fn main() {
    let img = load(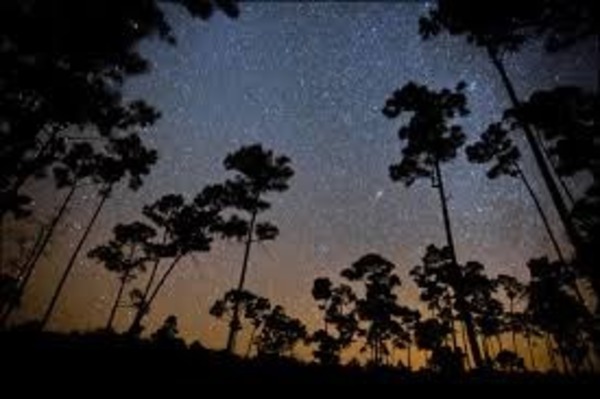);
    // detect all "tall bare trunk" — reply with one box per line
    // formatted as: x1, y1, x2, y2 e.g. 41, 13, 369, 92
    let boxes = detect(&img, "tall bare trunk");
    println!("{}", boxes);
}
450, 308, 458, 351
487, 48, 577, 245
106, 270, 130, 331
245, 324, 259, 358
525, 332, 537, 371
127, 254, 183, 335
495, 334, 504, 353
509, 299, 519, 358
461, 323, 472, 370
535, 131, 576, 205
40, 187, 109, 330
545, 334, 558, 372
1, 184, 77, 327
515, 164, 565, 262
434, 159, 483, 367
128, 233, 166, 334
487, 47, 600, 298
0, 215, 4, 271
226, 208, 258, 353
